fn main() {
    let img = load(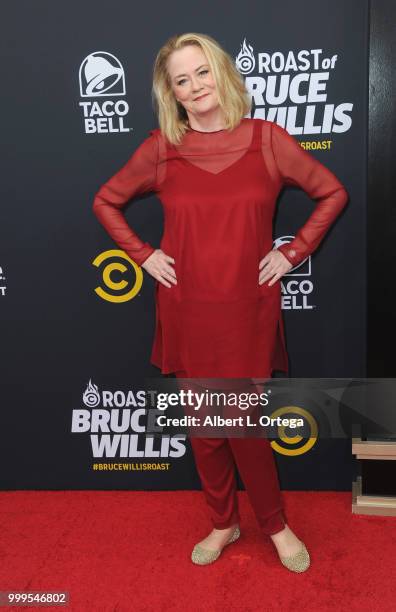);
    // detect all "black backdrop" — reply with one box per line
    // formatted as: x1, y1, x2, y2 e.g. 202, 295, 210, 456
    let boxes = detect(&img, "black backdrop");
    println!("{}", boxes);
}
368, 0, 396, 376
1, 0, 368, 489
